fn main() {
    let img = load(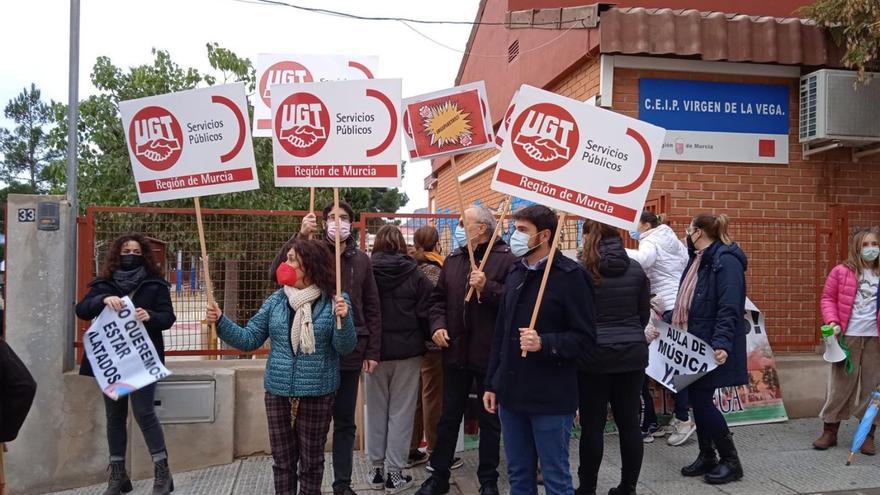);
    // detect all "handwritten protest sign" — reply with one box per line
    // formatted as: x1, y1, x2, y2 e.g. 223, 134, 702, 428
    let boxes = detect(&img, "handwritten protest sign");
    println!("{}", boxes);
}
647, 319, 718, 393
403, 81, 494, 160
491, 85, 666, 230
253, 53, 378, 136
118, 83, 259, 203
83, 297, 172, 400
271, 79, 402, 188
